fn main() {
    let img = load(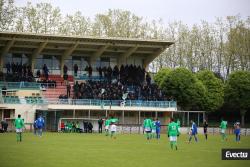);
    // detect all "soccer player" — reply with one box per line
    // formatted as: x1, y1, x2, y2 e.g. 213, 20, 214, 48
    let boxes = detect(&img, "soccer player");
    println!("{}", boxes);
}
33, 119, 37, 135
110, 121, 117, 139
188, 120, 198, 143
151, 118, 157, 138
220, 118, 227, 141
167, 117, 179, 150
143, 117, 152, 140
155, 118, 161, 139
203, 120, 208, 140
104, 117, 111, 136
36, 115, 45, 137
234, 121, 241, 143
14, 114, 24, 142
